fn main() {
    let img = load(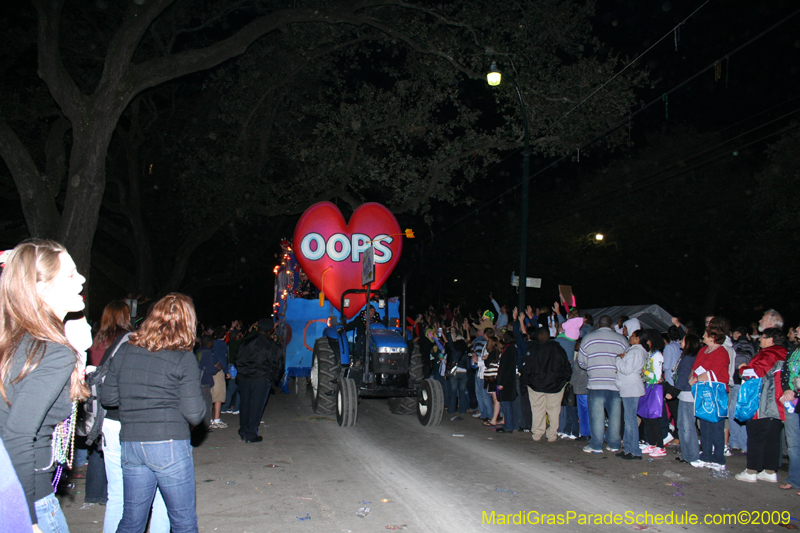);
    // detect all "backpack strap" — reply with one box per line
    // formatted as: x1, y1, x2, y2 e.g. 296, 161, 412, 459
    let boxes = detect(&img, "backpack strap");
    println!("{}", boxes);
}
84, 332, 132, 445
